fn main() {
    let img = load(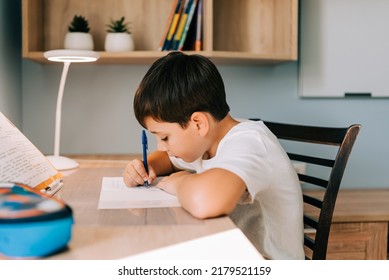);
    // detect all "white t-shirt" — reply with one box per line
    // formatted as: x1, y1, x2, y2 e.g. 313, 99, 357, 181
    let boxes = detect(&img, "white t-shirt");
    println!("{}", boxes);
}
169, 120, 304, 259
